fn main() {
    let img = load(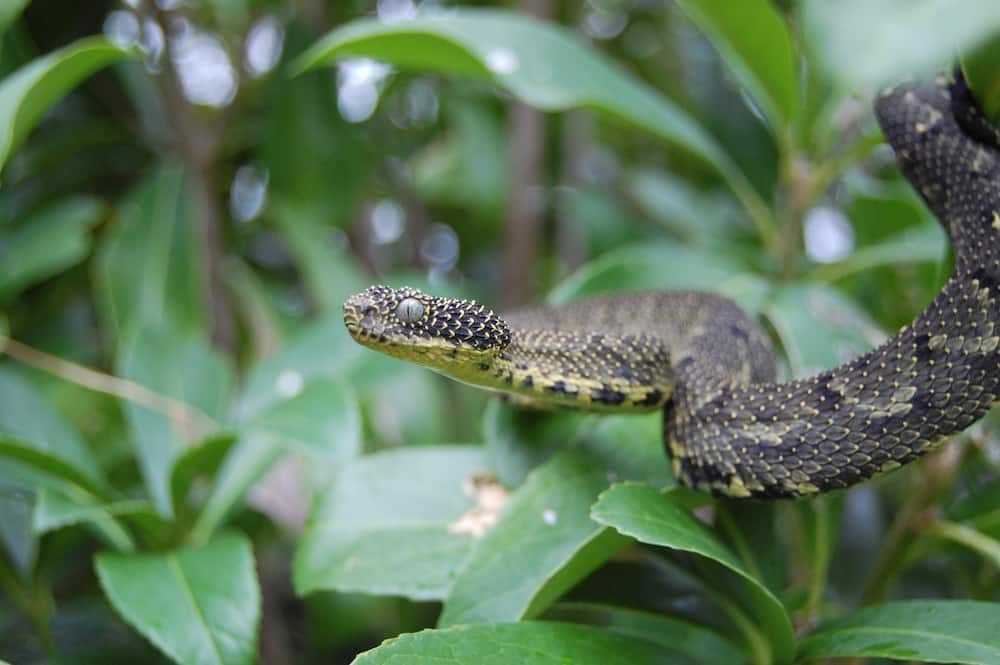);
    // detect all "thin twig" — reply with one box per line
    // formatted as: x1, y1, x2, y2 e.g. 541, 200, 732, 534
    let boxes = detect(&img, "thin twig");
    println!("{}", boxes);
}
0, 336, 217, 441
